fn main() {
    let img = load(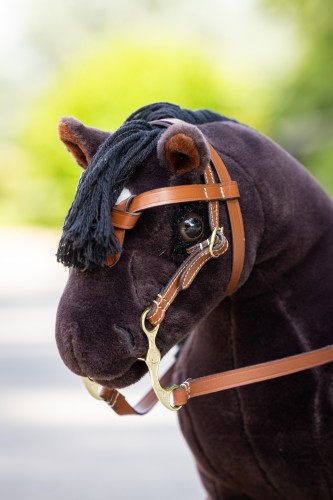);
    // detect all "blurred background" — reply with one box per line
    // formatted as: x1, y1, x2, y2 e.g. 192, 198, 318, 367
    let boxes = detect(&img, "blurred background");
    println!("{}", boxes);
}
0, 0, 332, 499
